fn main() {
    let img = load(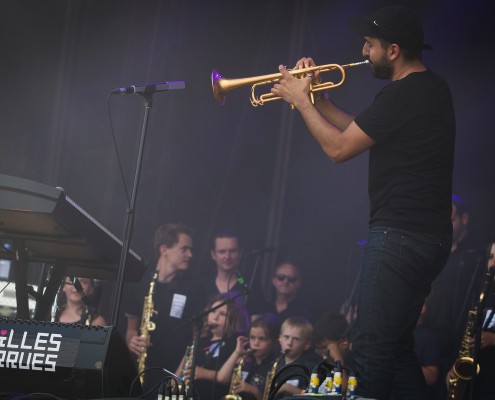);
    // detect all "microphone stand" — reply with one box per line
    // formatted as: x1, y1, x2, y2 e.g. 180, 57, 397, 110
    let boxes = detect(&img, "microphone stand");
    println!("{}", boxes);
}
246, 254, 263, 306
110, 81, 185, 327
246, 248, 275, 306
111, 92, 153, 327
